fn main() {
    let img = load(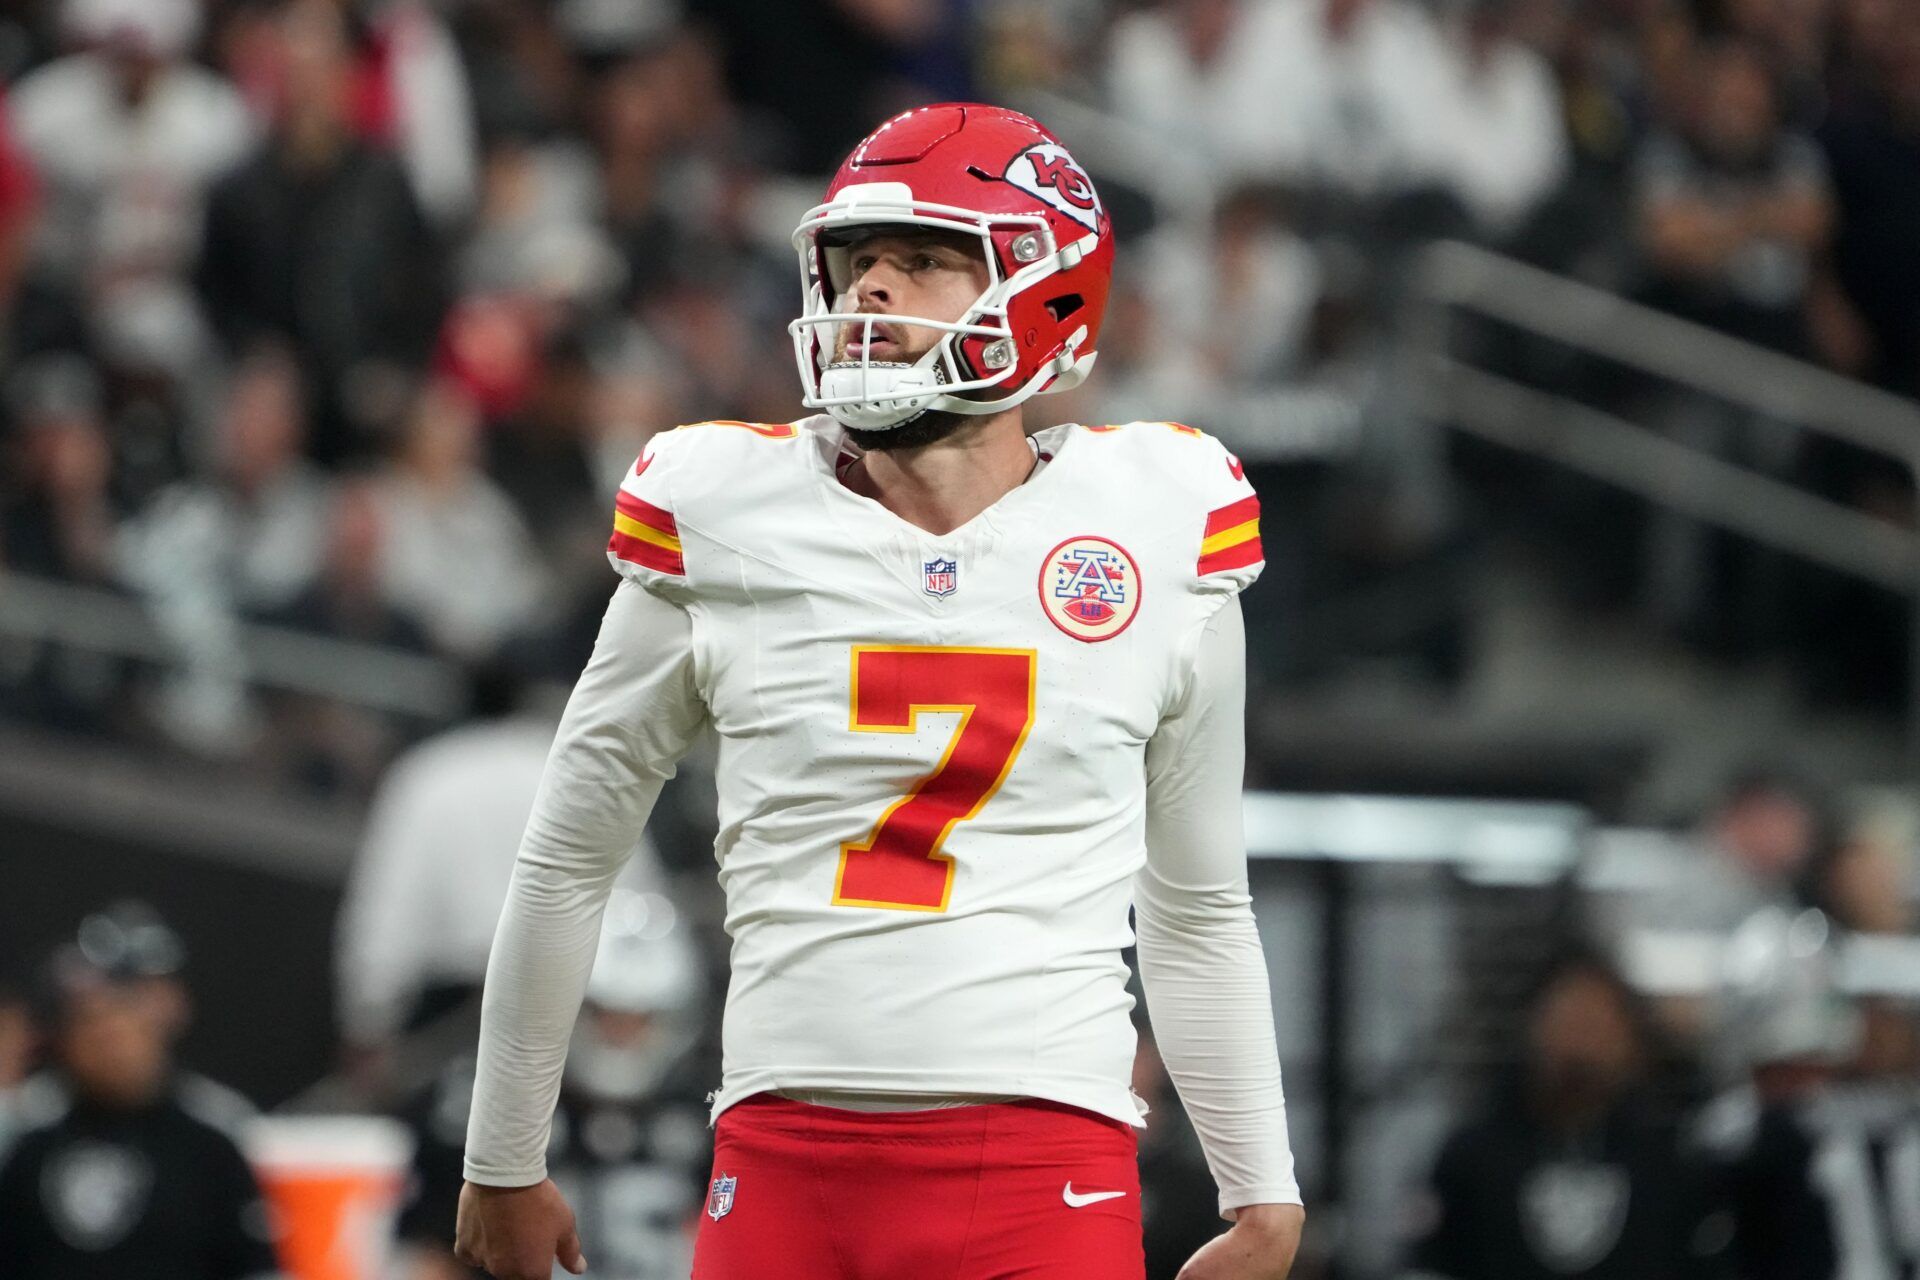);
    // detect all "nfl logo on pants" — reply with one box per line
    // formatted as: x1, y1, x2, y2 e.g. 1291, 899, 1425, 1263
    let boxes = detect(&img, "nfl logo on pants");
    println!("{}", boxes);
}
708, 1173, 737, 1221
